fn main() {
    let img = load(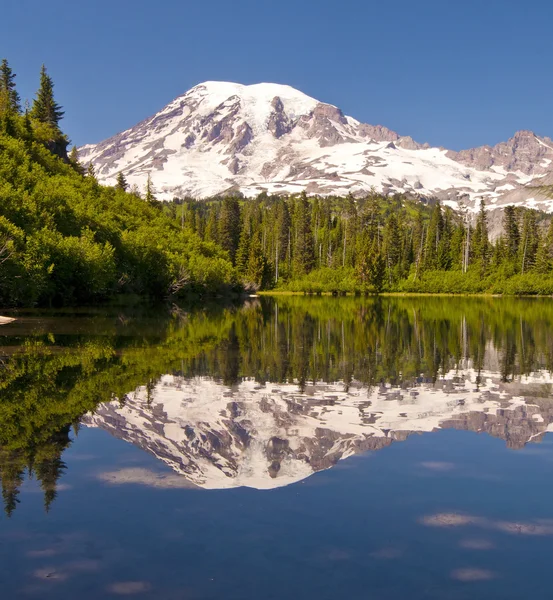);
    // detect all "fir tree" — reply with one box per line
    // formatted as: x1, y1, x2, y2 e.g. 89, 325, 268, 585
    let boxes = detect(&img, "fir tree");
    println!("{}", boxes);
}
503, 205, 520, 261
68, 146, 84, 175
423, 202, 444, 270
536, 220, 553, 273
0, 58, 21, 114
519, 210, 539, 274
218, 196, 241, 263
292, 192, 315, 276
472, 199, 490, 274
235, 221, 251, 275
245, 230, 267, 289
115, 171, 128, 192
145, 174, 156, 204
31, 65, 64, 128
86, 162, 97, 181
